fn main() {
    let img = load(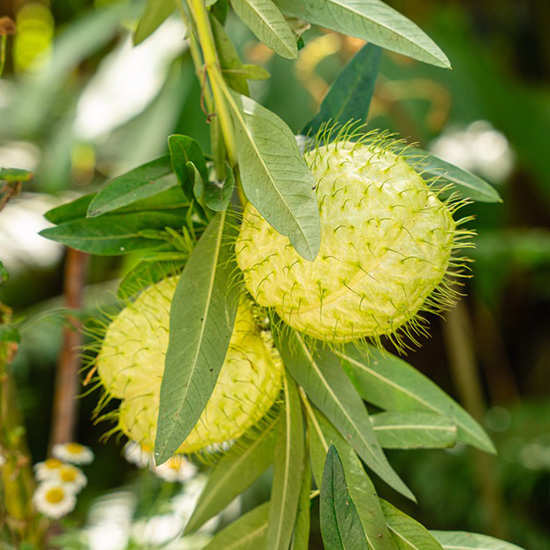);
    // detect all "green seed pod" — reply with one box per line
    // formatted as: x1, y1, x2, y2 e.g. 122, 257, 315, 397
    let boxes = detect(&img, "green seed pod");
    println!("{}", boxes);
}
237, 139, 470, 345
96, 277, 283, 454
